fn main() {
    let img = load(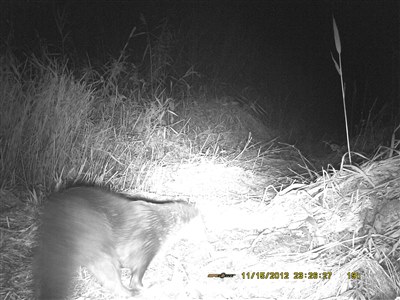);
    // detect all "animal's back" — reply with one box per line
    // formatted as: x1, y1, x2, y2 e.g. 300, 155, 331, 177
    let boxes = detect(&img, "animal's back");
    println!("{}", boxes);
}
34, 187, 122, 299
